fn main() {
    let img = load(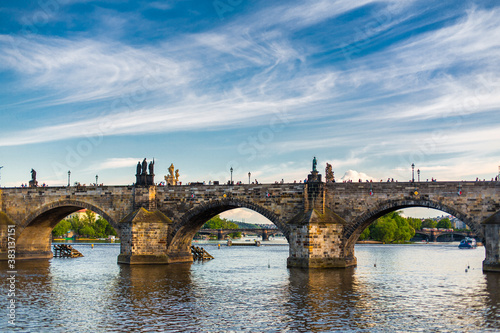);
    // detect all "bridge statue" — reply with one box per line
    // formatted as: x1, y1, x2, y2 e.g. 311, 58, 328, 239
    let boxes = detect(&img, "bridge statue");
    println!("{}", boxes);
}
148, 160, 154, 175
136, 158, 154, 186
308, 157, 321, 182
141, 158, 147, 175
29, 169, 38, 187
164, 163, 178, 185
146, 159, 155, 186
136, 162, 141, 176
325, 163, 334, 183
